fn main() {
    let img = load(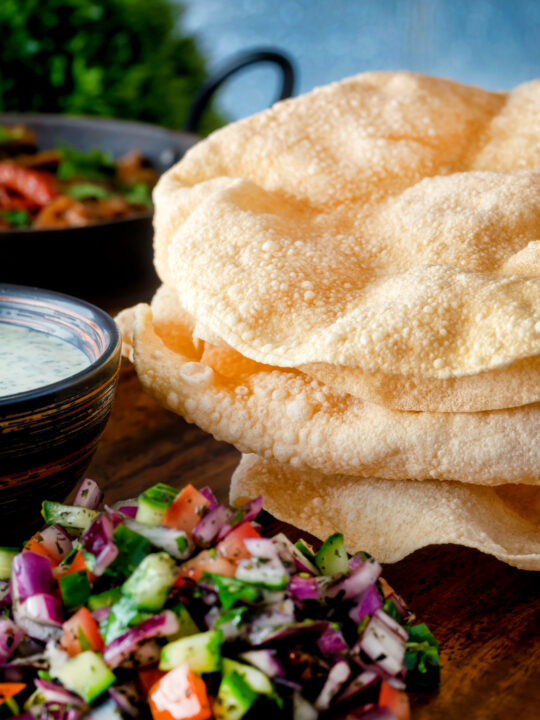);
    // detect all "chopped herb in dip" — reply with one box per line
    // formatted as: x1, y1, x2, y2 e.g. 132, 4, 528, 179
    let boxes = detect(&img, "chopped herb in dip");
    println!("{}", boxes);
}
0, 324, 90, 397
